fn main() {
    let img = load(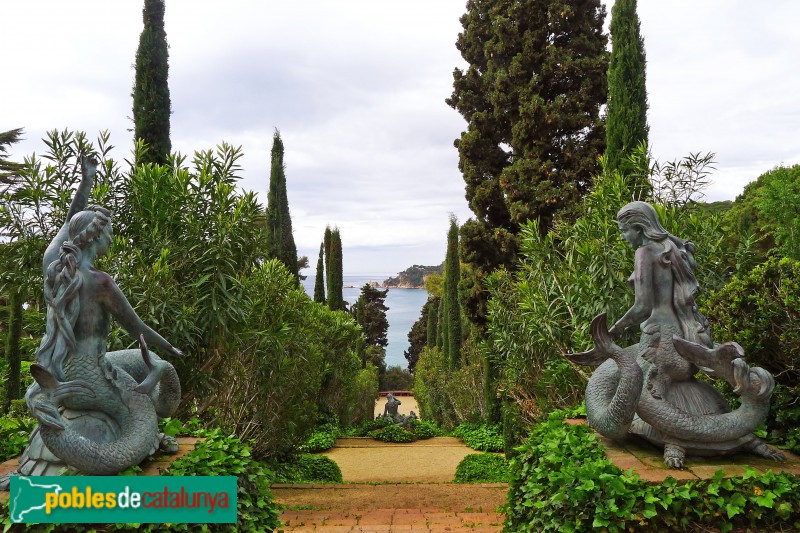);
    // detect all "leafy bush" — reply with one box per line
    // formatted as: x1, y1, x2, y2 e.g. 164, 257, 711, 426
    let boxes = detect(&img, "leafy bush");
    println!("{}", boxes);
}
452, 423, 504, 452
371, 424, 415, 443
454, 453, 509, 483
413, 341, 486, 429
163, 428, 281, 532
506, 410, 800, 532
408, 419, 440, 440
346, 416, 395, 437
271, 454, 343, 483
300, 430, 337, 453
0, 411, 34, 461
704, 256, 800, 441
